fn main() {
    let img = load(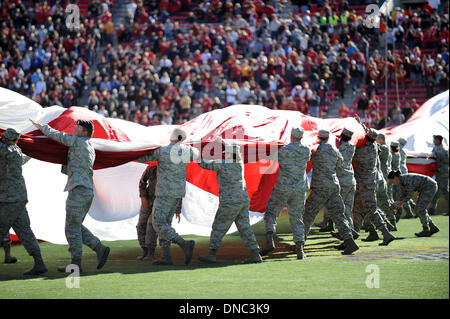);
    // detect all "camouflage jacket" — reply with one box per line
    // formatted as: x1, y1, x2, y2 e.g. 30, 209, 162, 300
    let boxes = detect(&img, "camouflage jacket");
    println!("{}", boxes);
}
398, 173, 437, 202
336, 140, 356, 187
399, 145, 408, 174
137, 142, 200, 198
353, 141, 377, 184
274, 142, 311, 192
391, 151, 401, 171
0, 142, 30, 203
310, 141, 343, 191
198, 159, 249, 203
378, 143, 391, 180
432, 144, 449, 177
41, 125, 95, 192
139, 165, 157, 199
